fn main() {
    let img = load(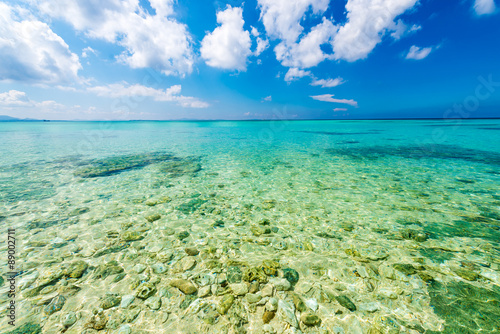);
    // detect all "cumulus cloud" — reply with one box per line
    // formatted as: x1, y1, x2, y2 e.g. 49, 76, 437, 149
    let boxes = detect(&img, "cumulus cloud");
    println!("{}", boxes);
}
275, 18, 337, 68
390, 20, 421, 40
88, 83, 209, 108
474, 0, 496, 15
201, 6, 252, 71
258, 0, 335, 69
332, 0, 419, 61
0, 90, 65, 110
284, 68, 312, 82
0, 3, 81, 84
310, 77, 345, 88
257, 0, 330, 43
310, 94, 358, 107
34, 0, 194, 76
405, 45, 434, 60
0, 90, 32, 106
